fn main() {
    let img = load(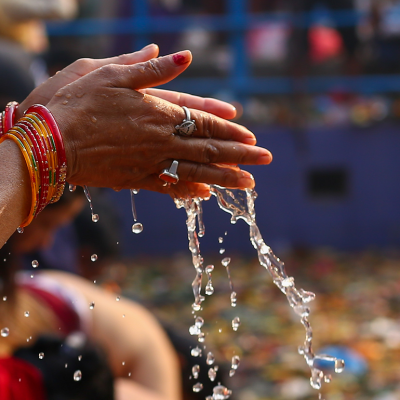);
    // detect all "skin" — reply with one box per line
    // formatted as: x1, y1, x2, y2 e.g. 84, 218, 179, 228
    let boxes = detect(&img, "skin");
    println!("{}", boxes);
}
0, 44, 273, 248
